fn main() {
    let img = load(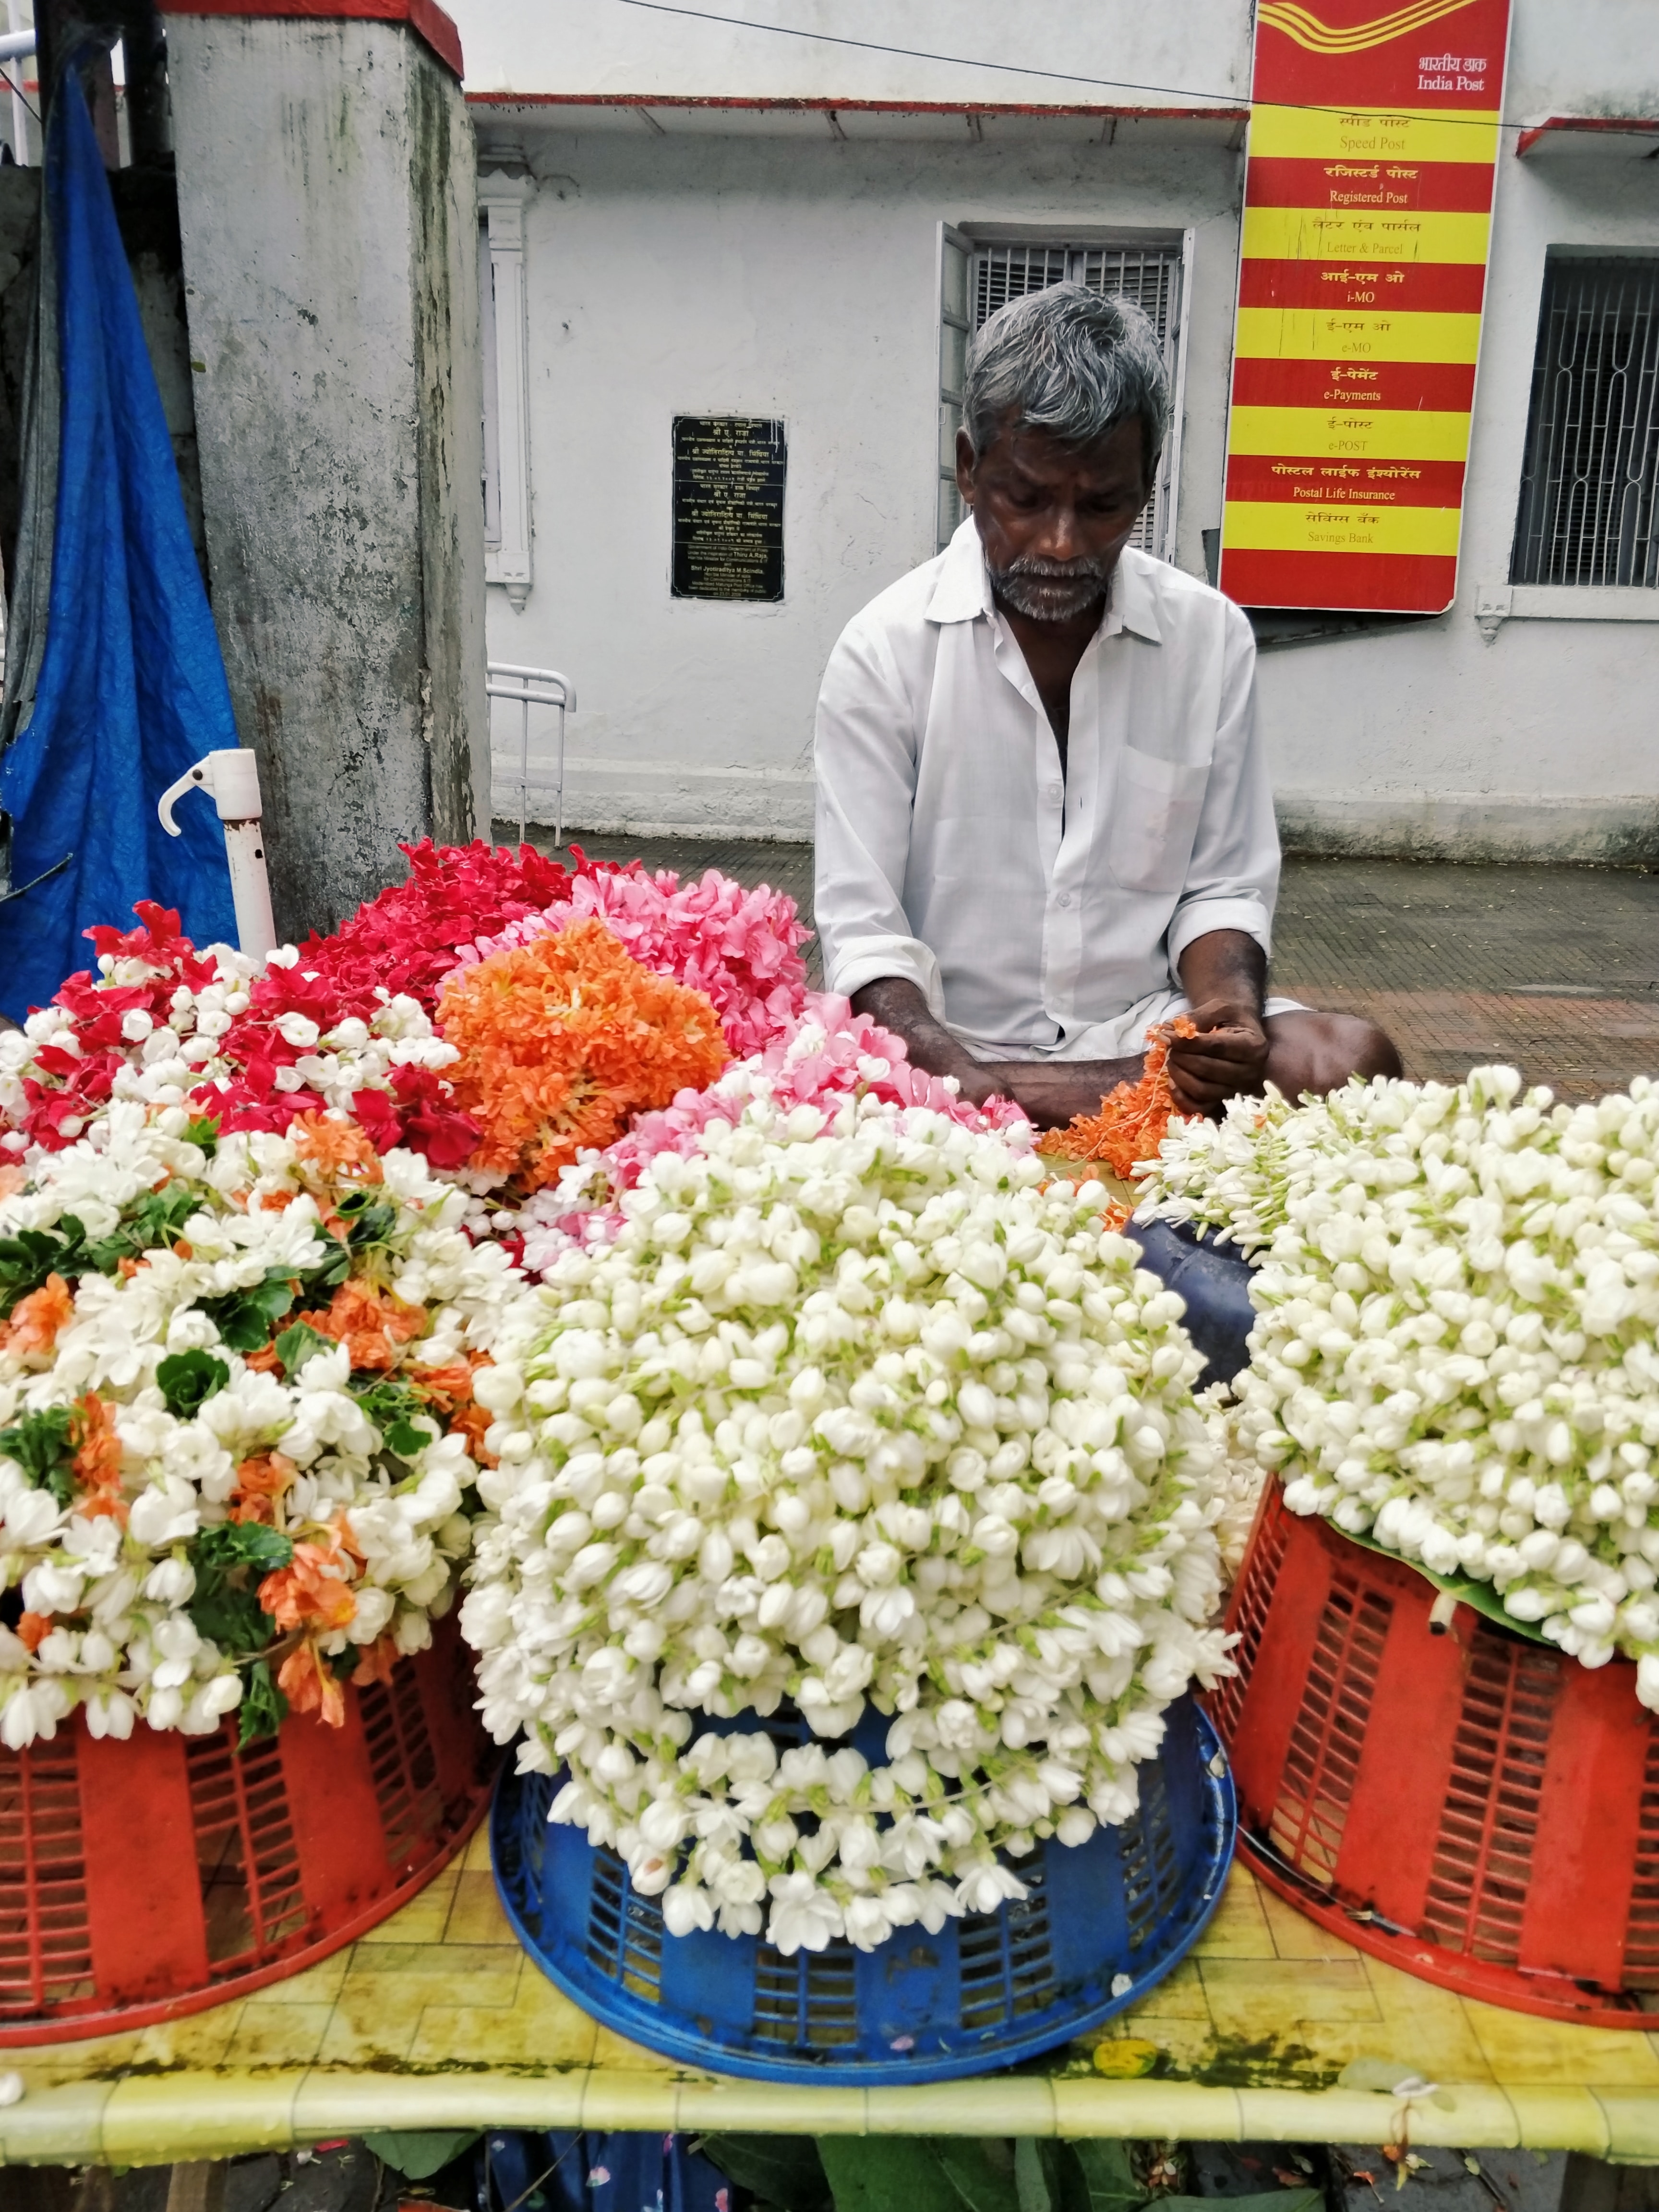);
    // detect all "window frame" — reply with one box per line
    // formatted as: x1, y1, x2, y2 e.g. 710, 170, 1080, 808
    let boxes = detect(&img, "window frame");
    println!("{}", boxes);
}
935, 222, 1194, 562
1508, 247, 1659, 593
479, 168, 536, 613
